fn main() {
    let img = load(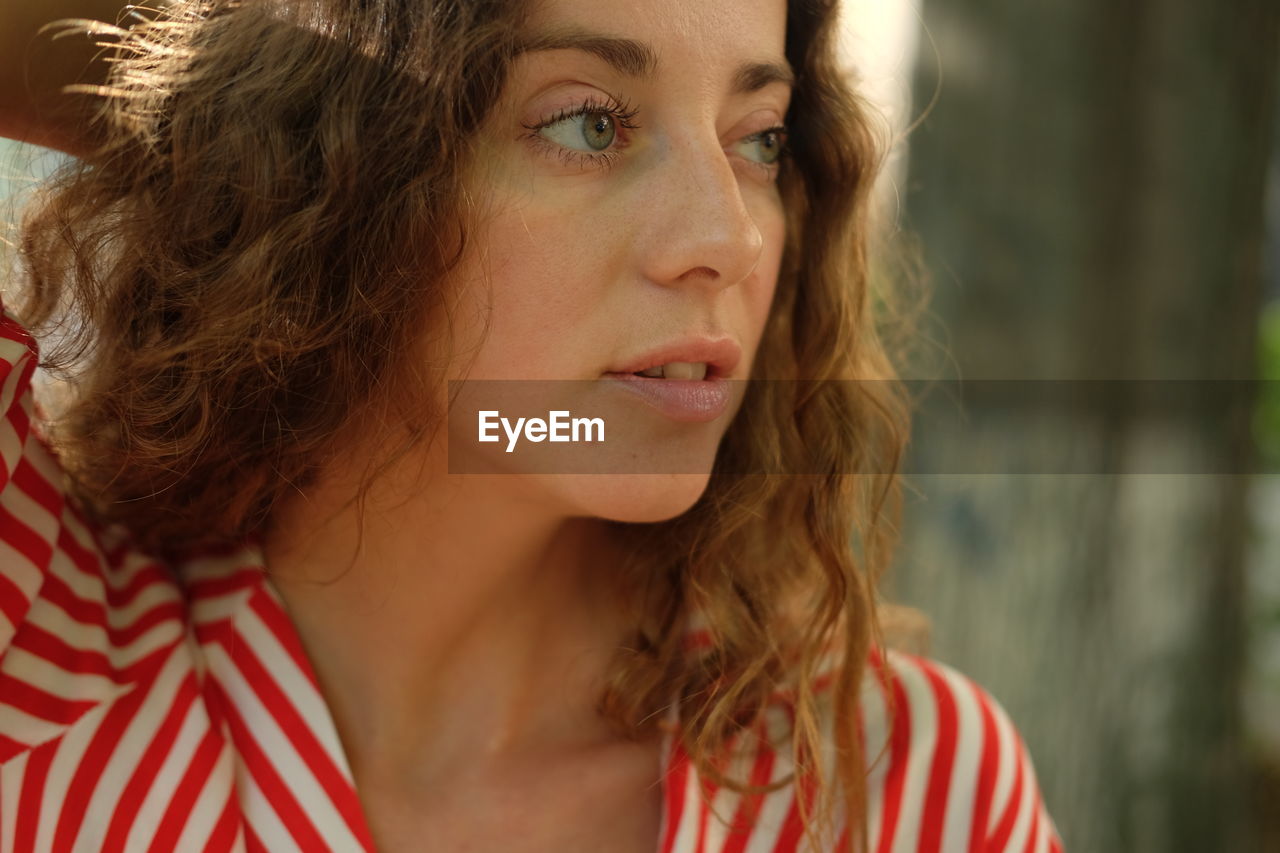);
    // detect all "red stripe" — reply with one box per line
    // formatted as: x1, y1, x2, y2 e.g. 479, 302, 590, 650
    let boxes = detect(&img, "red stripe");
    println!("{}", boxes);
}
53, 514, 110, 582
37, 564, 186, 655
209, 677, 331, 852
0, 306, 38, 351
1022, 803, 1042, 853
52, 674, 153, 850
12, 620, 115, 678
248, 582, 323, 692
11, 615, 177, 692
918, 663, 960, 853
0, 565, 33, 632
103, 671, 201, 852
12, 457, 63, 519
986, 734, 1025, 852
12, 739, 56, 853
0, 500, 54, 572
186, 569, 265, 604
0, 669, 100, 724
720, 728, 777, 853
659, 738, 692, 853
202, 791, 242, 853
694, 771, 721, 852
243, 820, 270, 853
771, 762, 817, 852
38, 566, 107, 630
873, 660, 911, 853
0, 732, 32, 763
224, 601, 376, 850
968, 683, 1001, 852
146, 727, 226, 853
104, 562, 173, 611
110, 598, 186, 647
